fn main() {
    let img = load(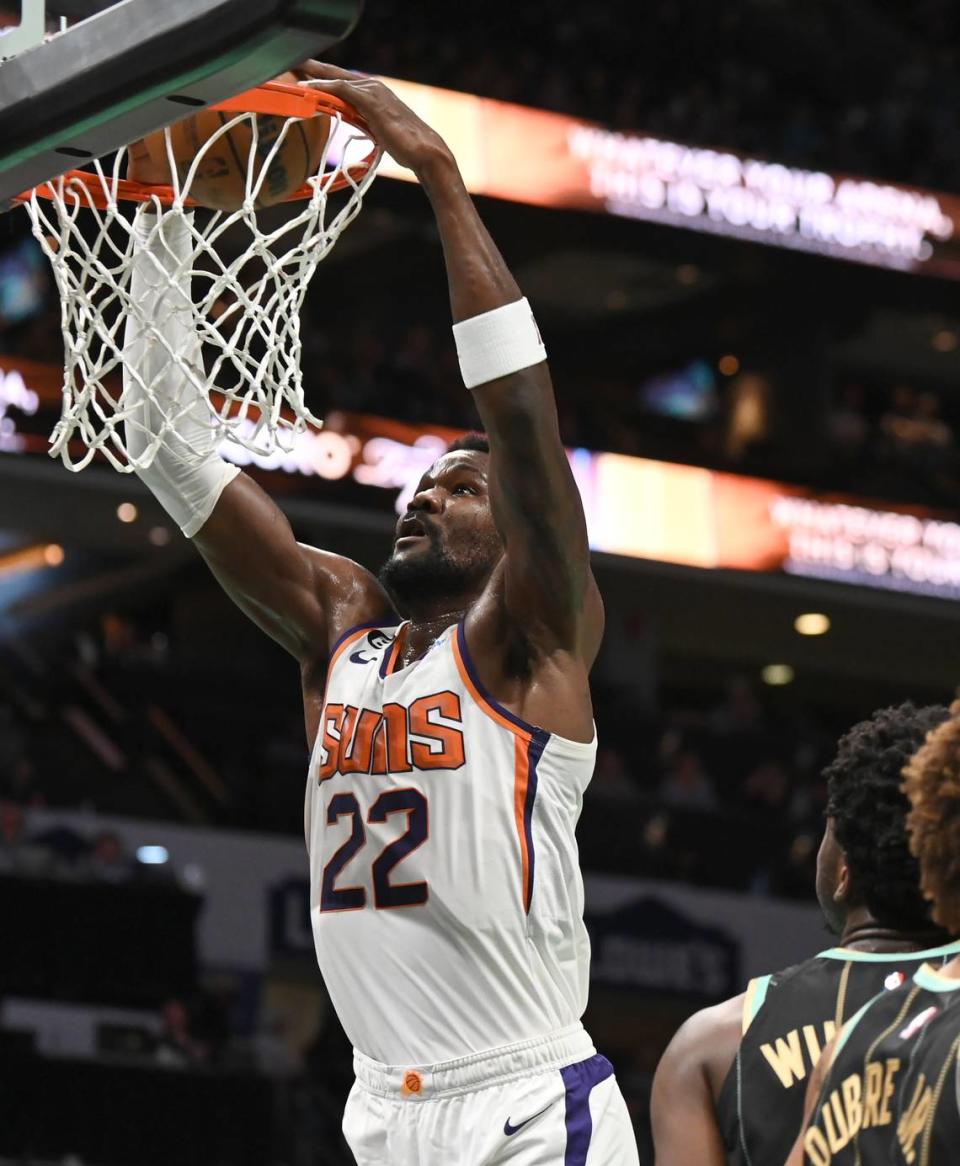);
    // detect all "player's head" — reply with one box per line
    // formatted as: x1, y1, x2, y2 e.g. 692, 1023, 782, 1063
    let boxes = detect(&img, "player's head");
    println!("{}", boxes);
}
903, 700, 960, 935
379, 433, 502, 615
816, 701, 950, 936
